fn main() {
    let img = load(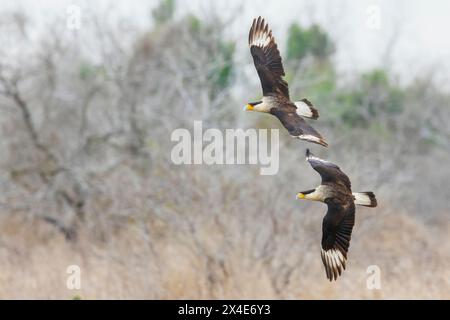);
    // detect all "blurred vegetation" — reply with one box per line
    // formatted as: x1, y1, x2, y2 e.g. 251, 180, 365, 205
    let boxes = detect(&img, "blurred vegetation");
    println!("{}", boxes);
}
329, 69, 406, 129
209, 41, 235, 94
287, 23, 335, 62
283, 20, 445, 148
183, 13, 236, 99
0, 0, 449, 299
152, 0, 176, 25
